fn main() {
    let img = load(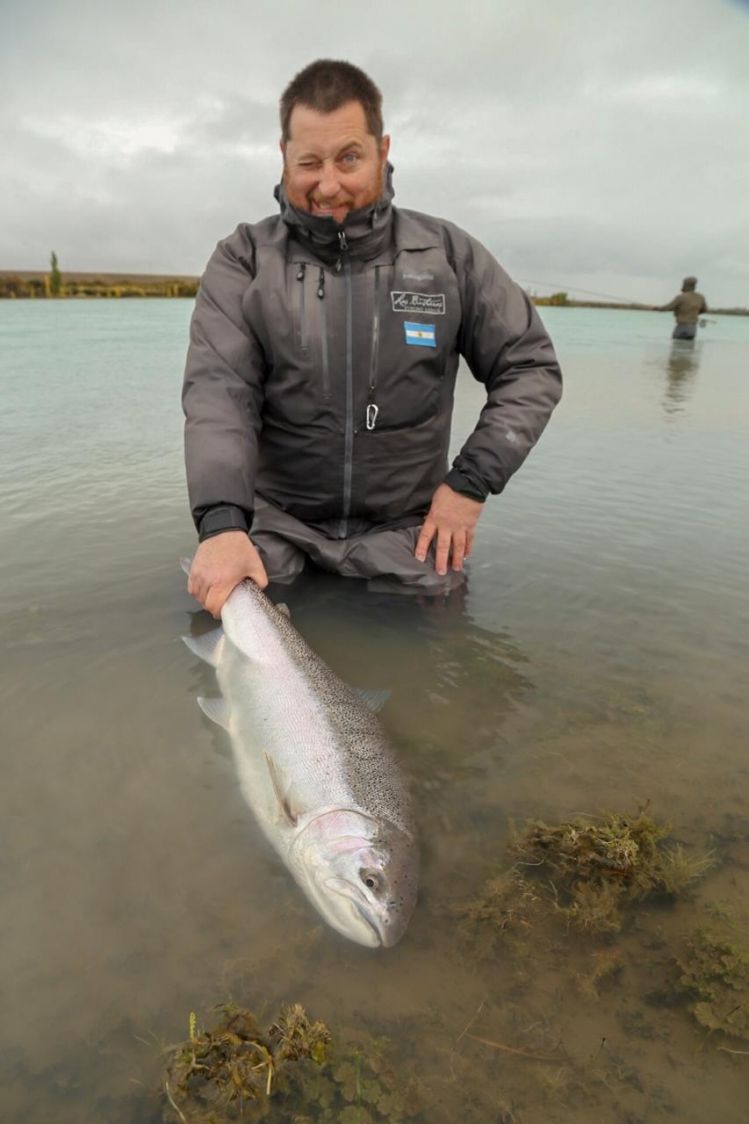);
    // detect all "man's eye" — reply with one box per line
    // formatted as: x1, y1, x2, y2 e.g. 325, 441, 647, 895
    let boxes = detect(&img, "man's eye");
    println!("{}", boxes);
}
341, 152, 360, 166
